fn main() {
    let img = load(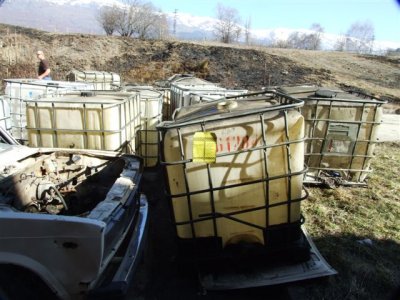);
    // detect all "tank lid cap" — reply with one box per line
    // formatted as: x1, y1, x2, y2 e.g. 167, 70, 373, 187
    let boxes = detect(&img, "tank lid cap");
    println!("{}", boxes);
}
80, 91, 95, 97
217, 100, 238, 111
